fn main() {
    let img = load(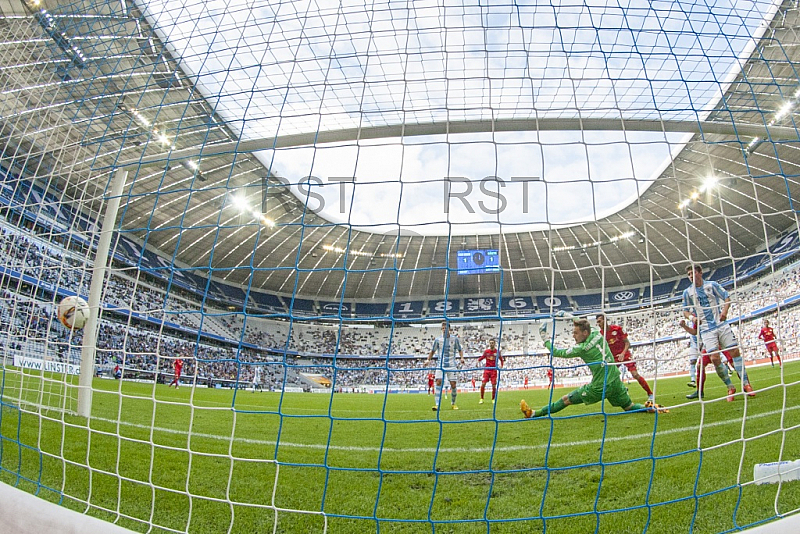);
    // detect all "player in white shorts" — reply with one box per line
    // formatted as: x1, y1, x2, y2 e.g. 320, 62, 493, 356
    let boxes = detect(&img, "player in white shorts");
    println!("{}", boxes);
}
426, 322, 465, 411
682, 264, 754, 399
